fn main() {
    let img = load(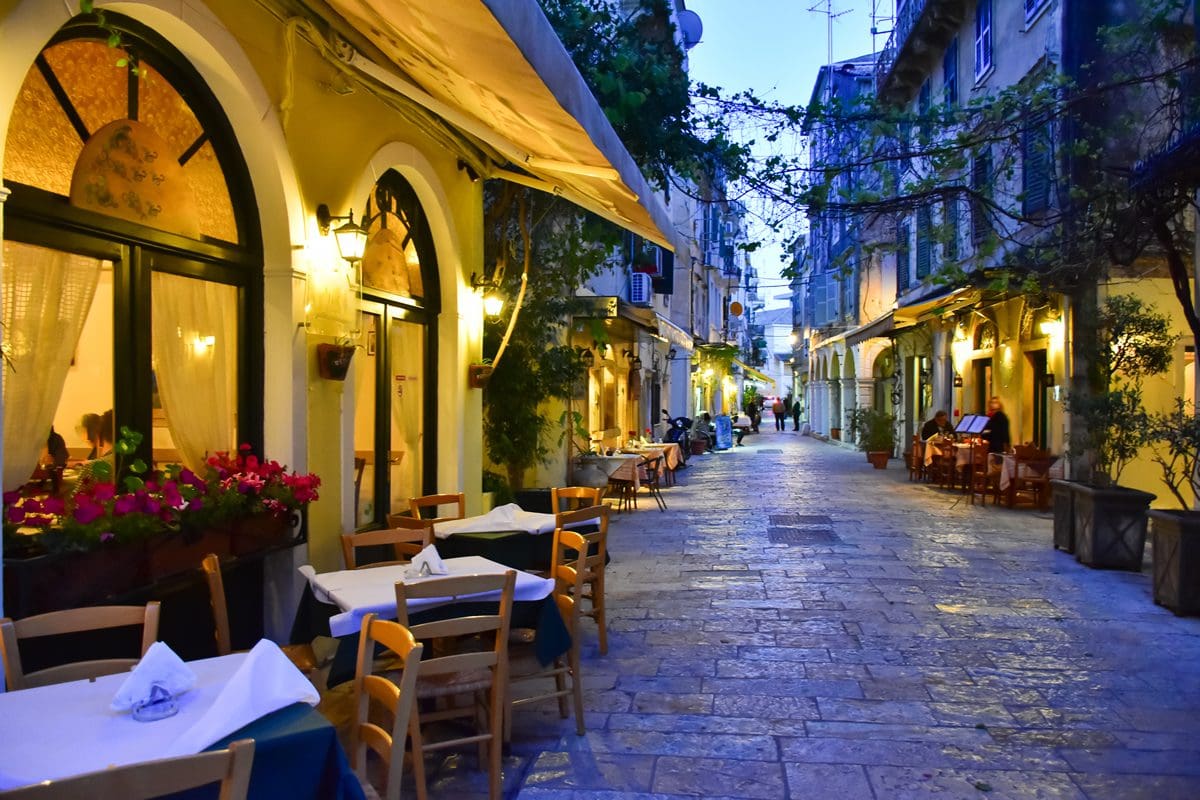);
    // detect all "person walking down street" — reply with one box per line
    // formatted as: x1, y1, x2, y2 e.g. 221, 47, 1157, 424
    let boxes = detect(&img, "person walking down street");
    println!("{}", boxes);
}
791, 399, 801, 431
772, 398, 787, 431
